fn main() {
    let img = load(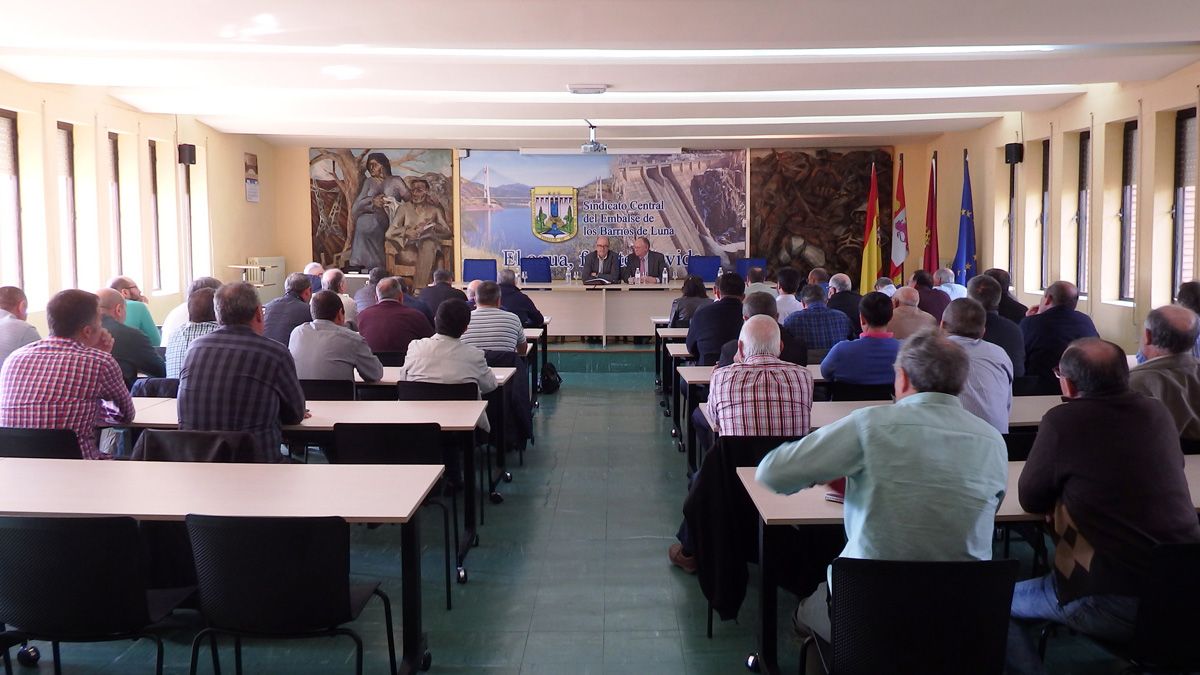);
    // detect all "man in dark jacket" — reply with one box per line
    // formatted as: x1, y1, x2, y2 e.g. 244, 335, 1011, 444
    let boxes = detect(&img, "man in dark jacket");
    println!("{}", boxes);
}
717, 292, 807, 367
686, 272, 745, 366
1020, 280, 1098, 392
1009, 338, 1200, 673
497, 268, 545, 327
398, 277, 435, 327
97, 288, 164, 385
984, 267, 1029, 325
354, 266, 388, 313
262, 273, 313, 344
967, 274, 1026, 377
826, 273, 863, 339
419, 268, 467, 314
909, 269, 950, 320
